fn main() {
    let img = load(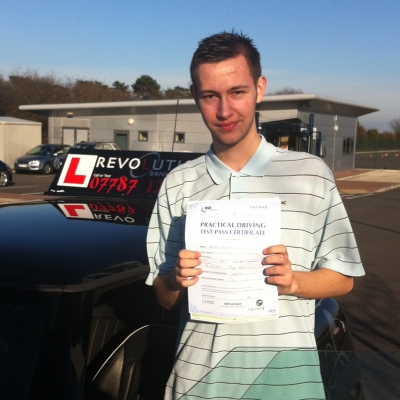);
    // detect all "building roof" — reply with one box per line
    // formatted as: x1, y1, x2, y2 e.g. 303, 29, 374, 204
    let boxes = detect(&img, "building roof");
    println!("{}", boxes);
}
19, 94, 378, 118
0, 116, 42, 125
258, 94, 379, 117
